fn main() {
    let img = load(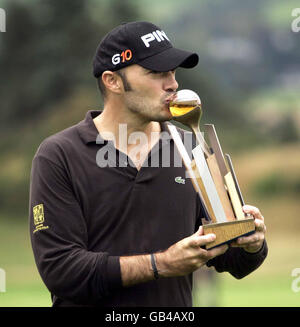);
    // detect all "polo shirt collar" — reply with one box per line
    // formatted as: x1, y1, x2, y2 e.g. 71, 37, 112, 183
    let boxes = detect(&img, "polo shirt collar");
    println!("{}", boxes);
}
77, 110, 103, 144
